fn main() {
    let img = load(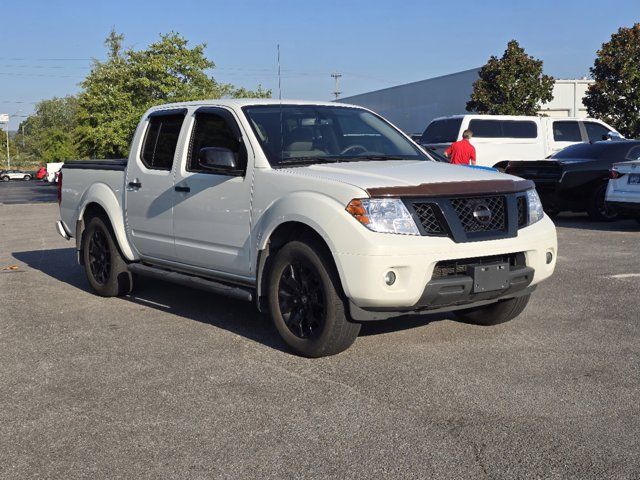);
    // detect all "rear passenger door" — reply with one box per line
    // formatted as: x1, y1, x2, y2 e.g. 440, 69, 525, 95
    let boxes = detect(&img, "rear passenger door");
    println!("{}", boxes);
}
125, 109, 186, 261
172, 107, 253, 278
